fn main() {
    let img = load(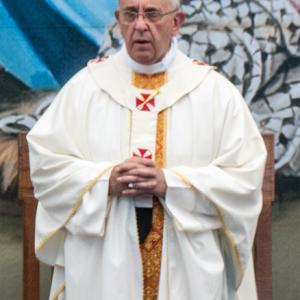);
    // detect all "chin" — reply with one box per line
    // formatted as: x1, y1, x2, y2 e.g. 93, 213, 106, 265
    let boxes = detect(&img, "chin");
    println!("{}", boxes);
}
133, 54, 155, 65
